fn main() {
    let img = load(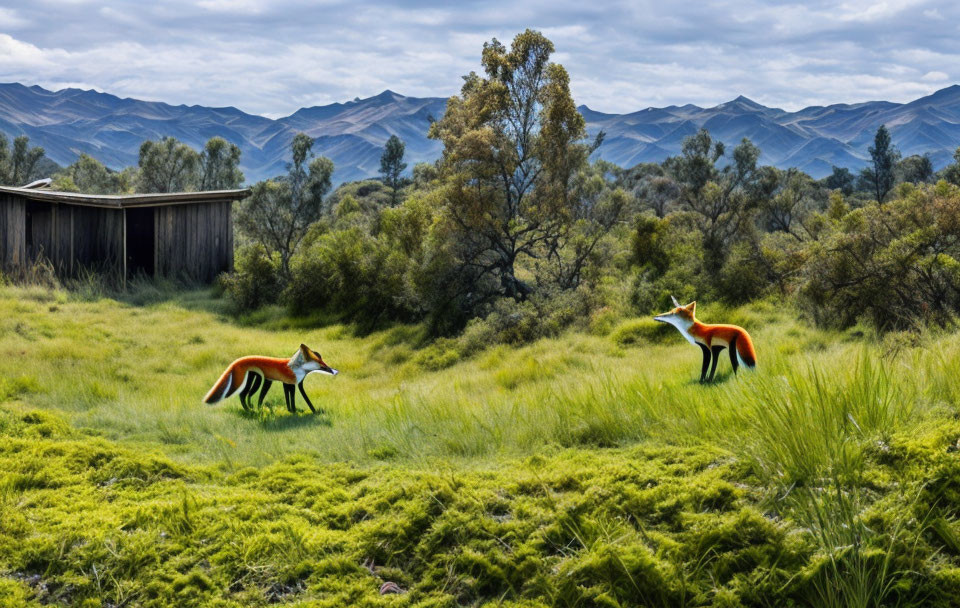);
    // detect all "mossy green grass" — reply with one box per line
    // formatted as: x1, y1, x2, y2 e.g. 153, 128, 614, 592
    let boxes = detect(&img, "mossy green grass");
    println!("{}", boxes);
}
2, 285, 960, 606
